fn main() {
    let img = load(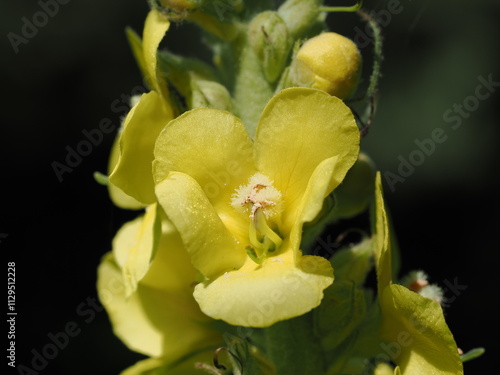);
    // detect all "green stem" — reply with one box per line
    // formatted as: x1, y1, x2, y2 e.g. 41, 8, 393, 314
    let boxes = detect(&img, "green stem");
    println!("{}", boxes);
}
264, 314, 326, 375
